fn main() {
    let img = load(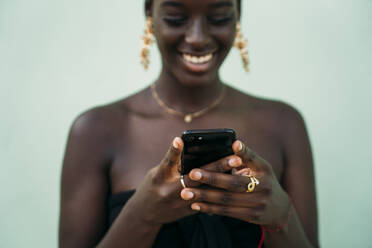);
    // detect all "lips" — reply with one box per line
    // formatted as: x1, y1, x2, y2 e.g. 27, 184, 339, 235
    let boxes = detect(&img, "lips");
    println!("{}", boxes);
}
183, 53, 213, 64
180, 52, 215, 73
